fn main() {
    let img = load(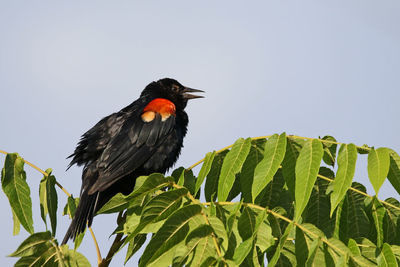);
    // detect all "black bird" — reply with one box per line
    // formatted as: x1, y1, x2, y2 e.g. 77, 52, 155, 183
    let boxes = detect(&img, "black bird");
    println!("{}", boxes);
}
62, 78, 203, 244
